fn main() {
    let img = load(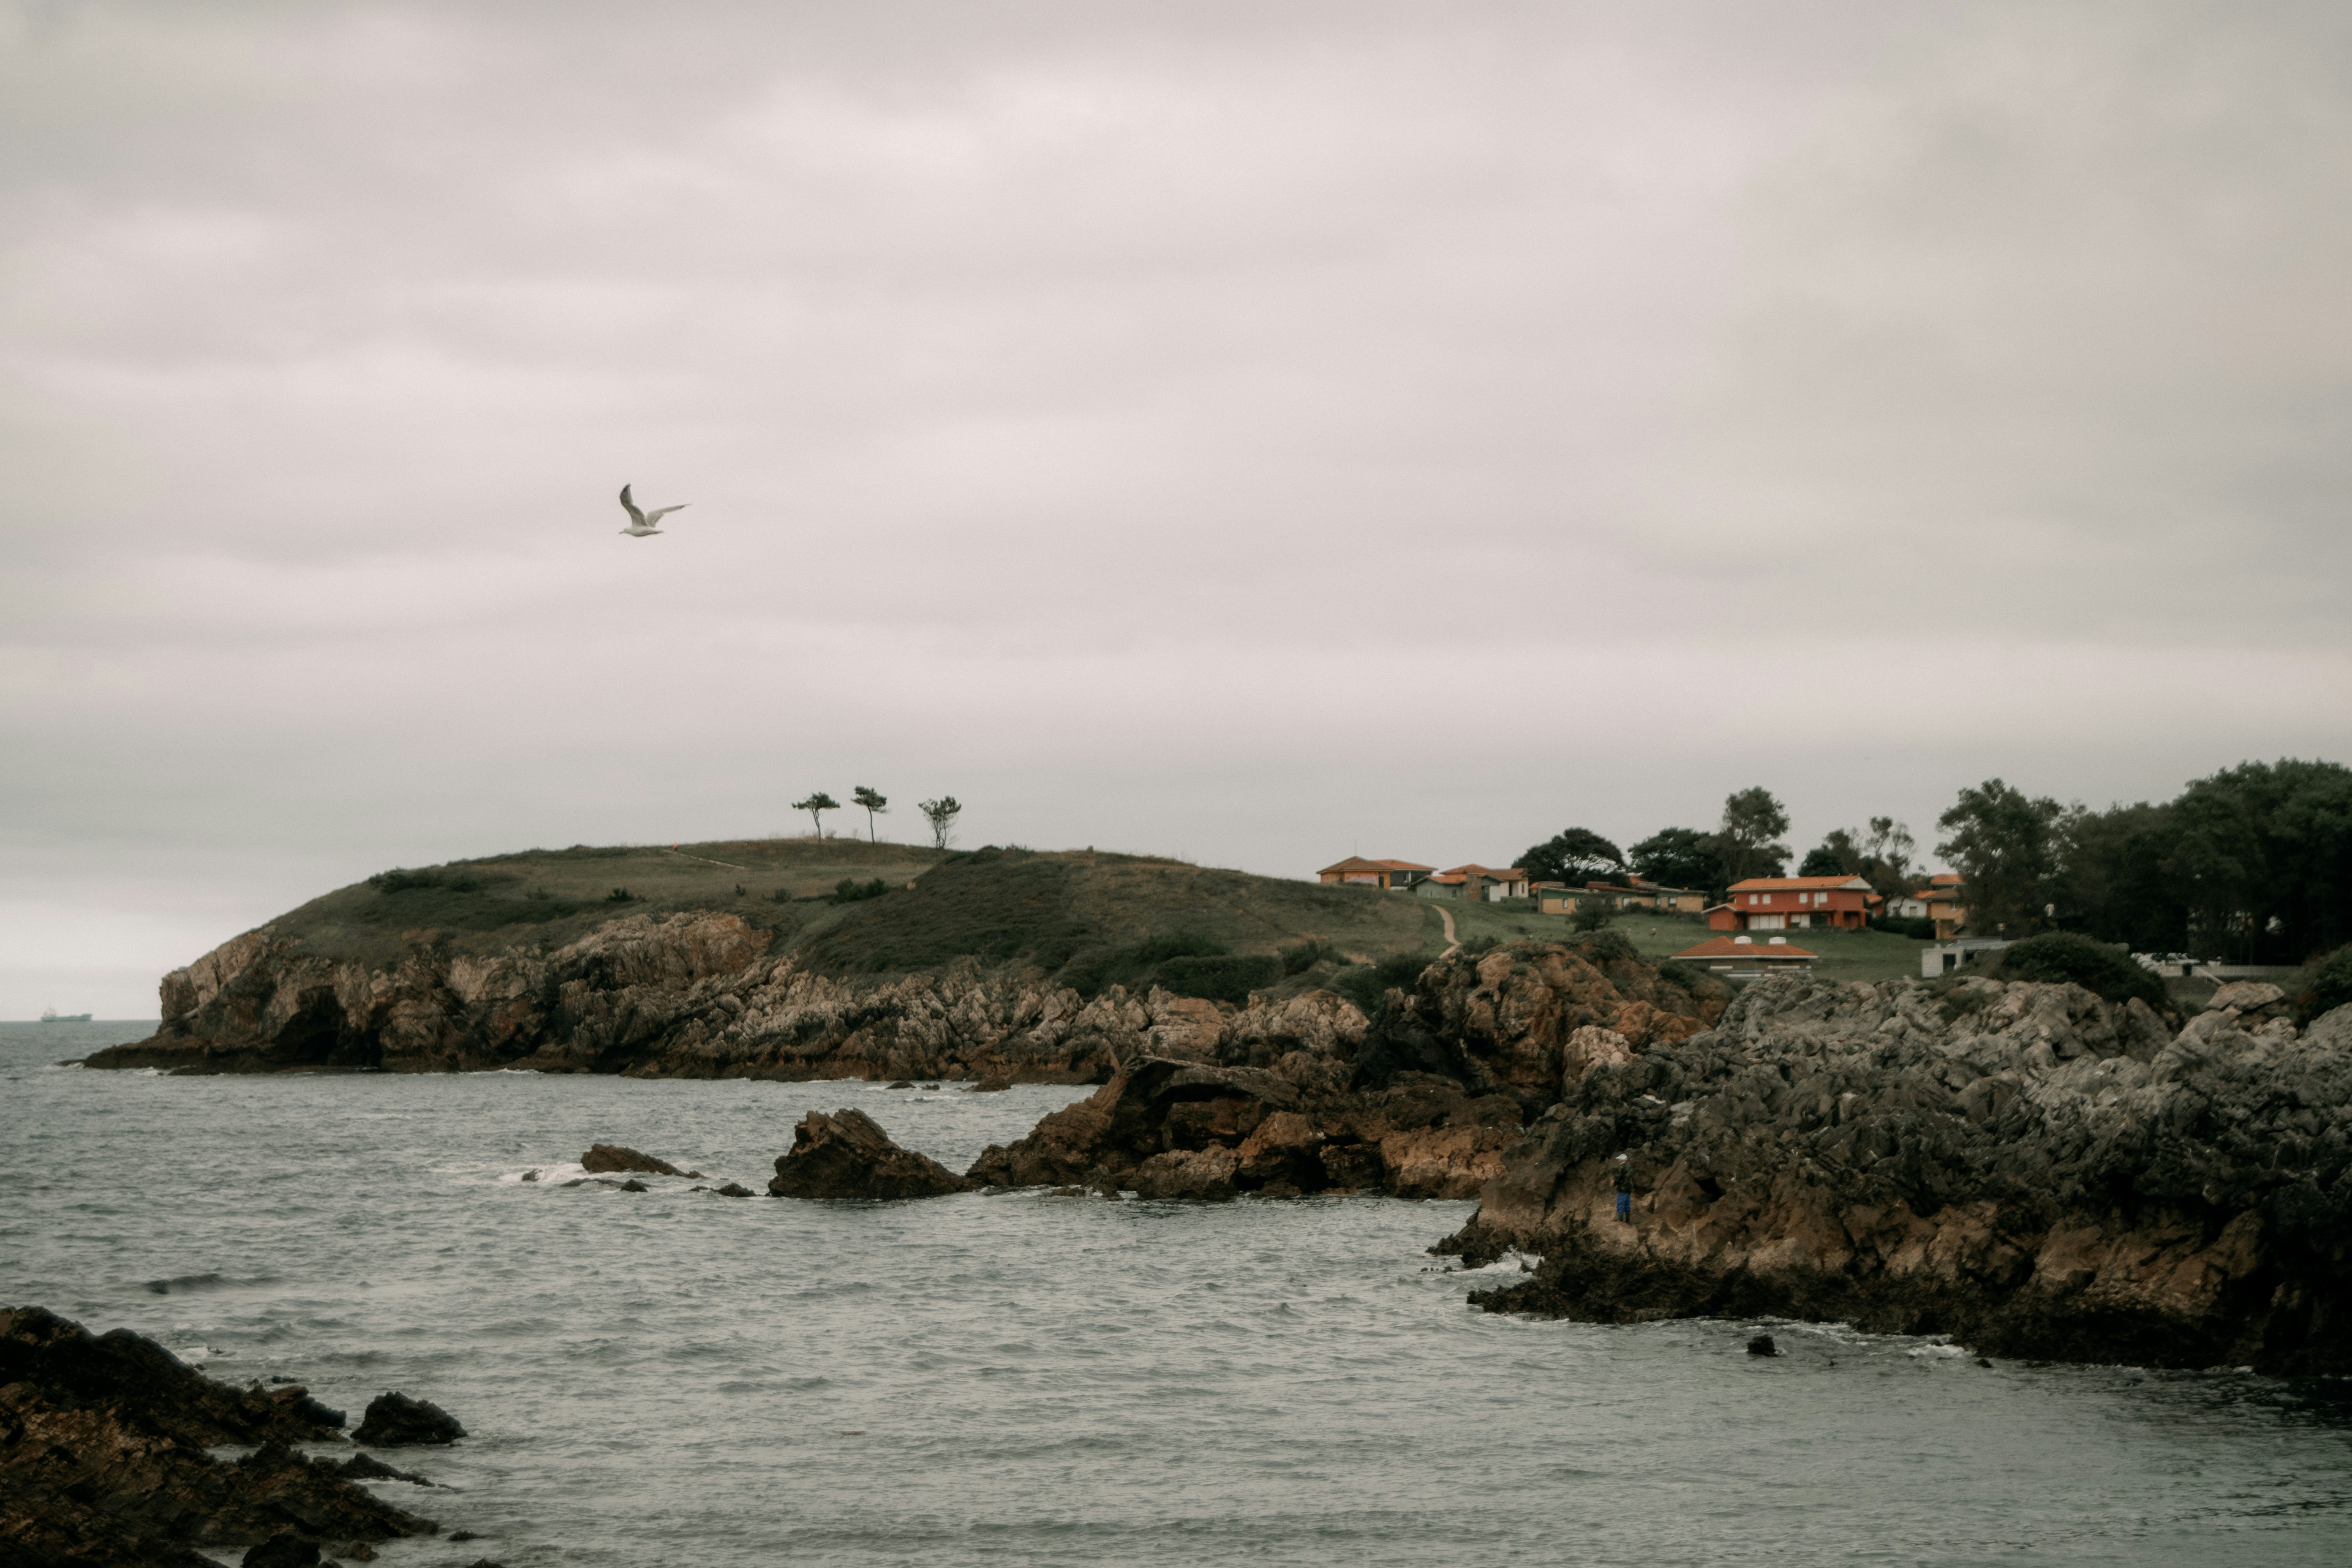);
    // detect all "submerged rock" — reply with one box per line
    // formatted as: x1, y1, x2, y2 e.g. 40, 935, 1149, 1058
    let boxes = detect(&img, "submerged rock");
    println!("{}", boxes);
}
0, 1307, 434, 1565
352, 1391, 466, 1446
767, 1109, 971, 1200
1746, 1334, 1778, 1357
338, 1453, 433, 1486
